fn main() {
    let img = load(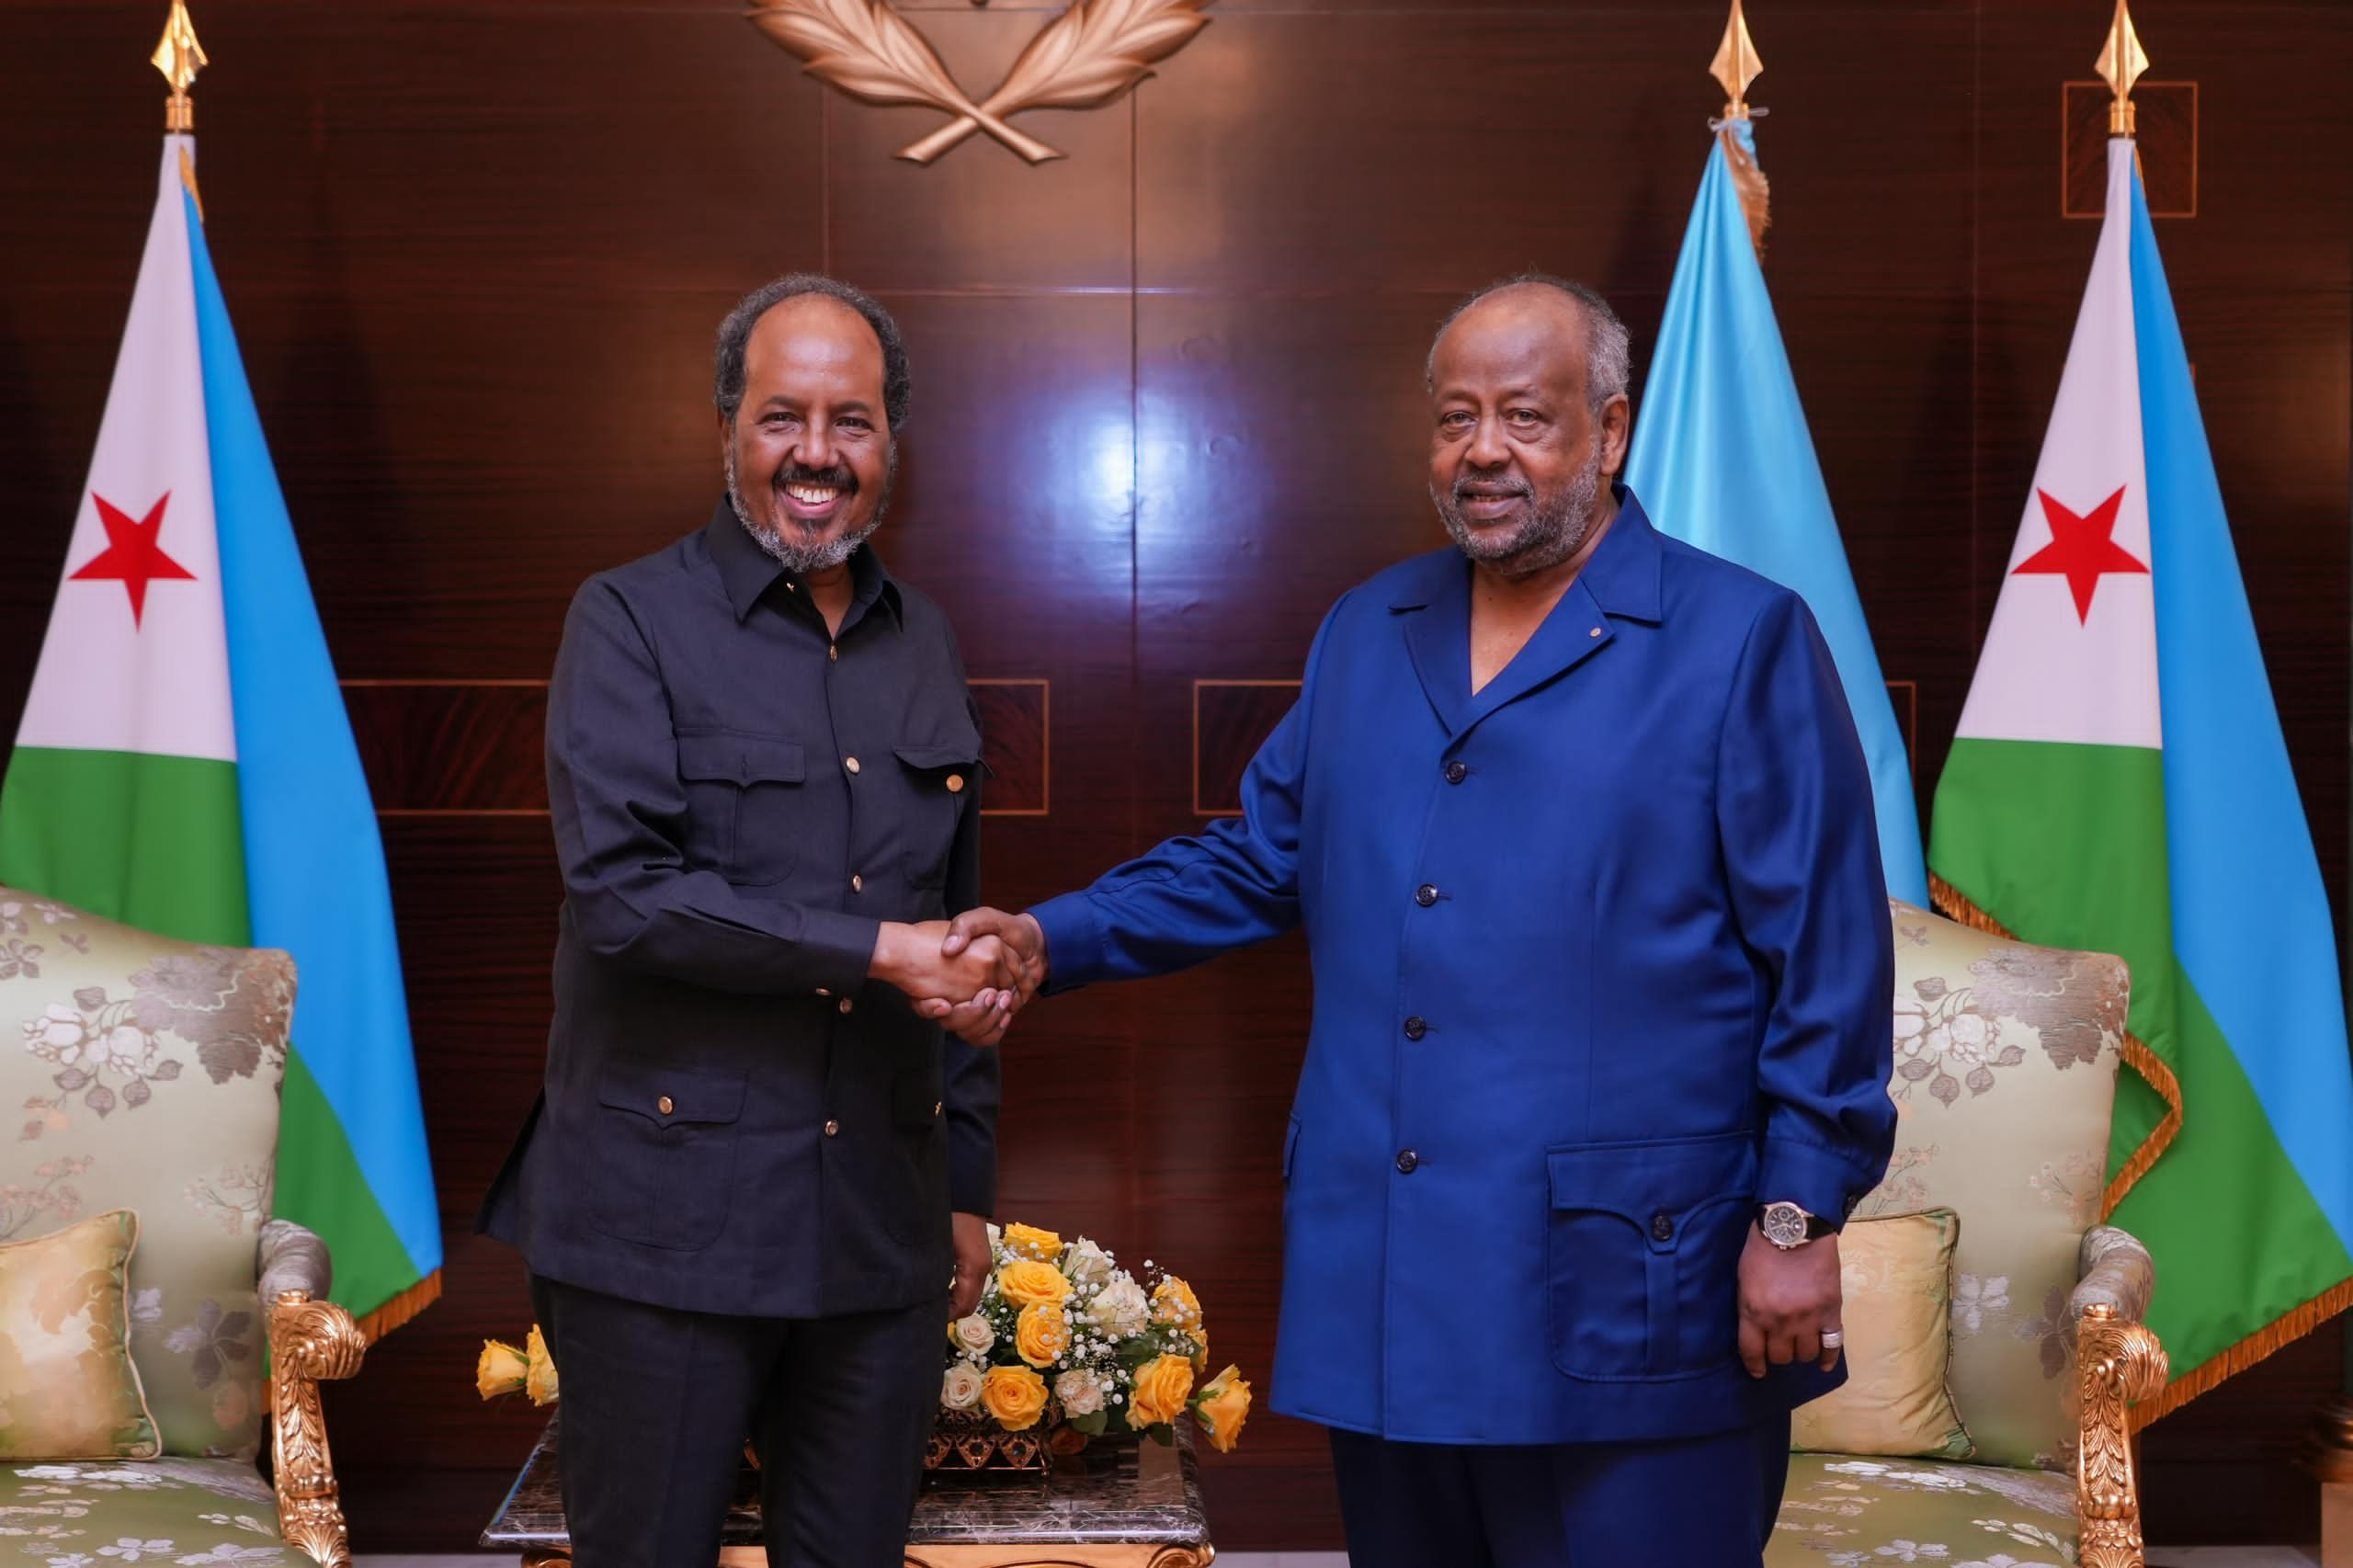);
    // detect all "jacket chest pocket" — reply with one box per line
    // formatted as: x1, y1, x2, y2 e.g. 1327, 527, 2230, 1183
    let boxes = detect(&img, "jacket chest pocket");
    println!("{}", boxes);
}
1543, 1131, 1757, 1381
584, 1058, 749, 1252
676, 732, 806, 887
892, 728, 981, 889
